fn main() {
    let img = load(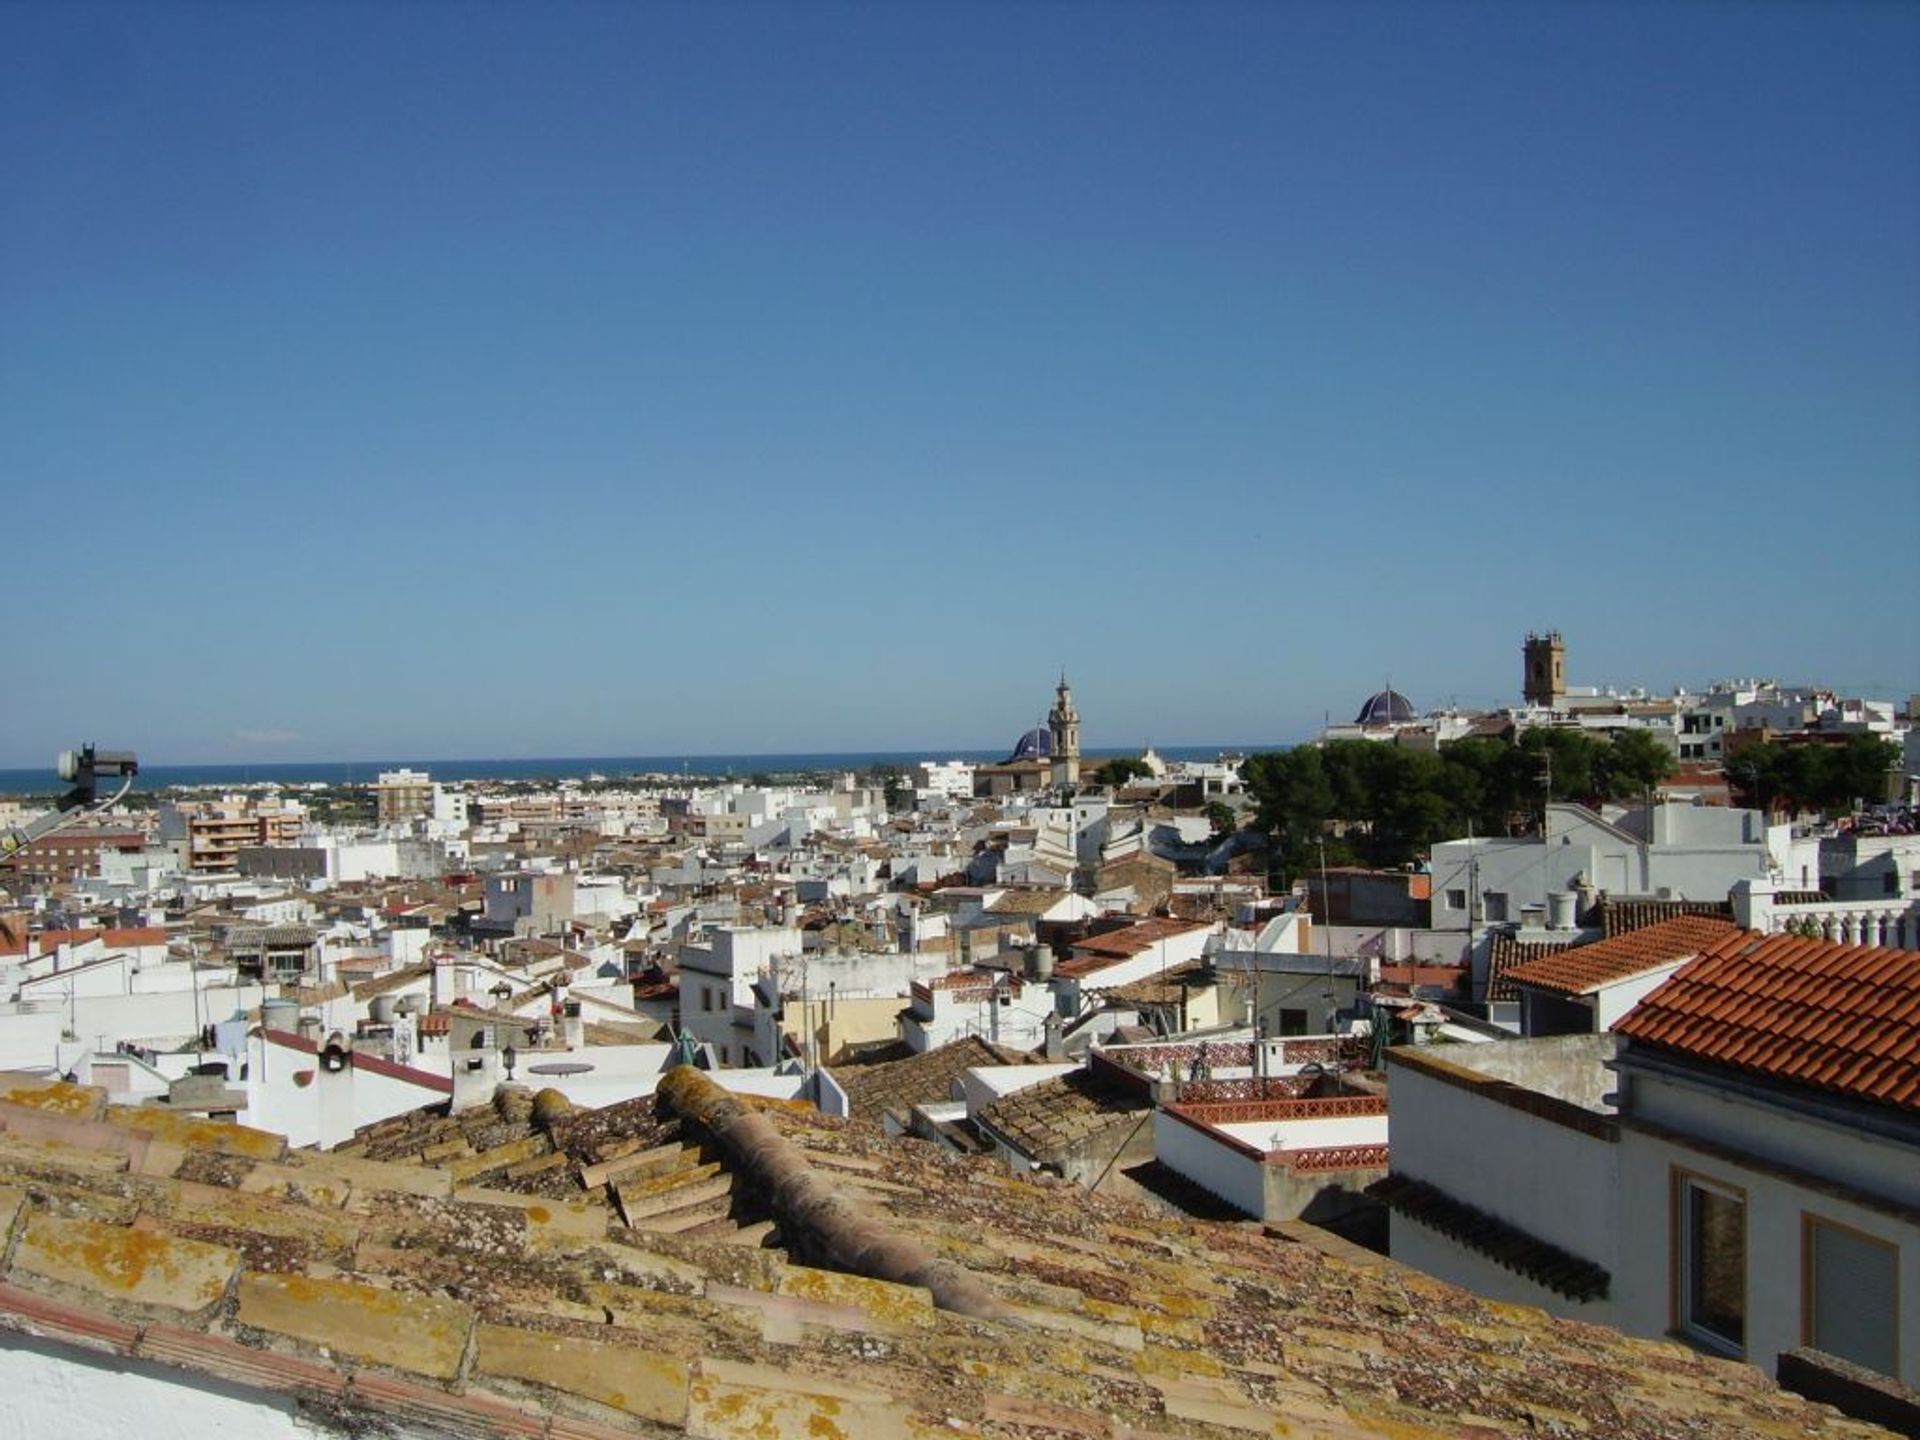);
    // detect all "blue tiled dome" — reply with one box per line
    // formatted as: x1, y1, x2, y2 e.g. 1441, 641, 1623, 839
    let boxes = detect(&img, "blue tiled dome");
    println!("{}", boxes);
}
1009, 727, 1054, 760
1355, 689, 1416, 726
